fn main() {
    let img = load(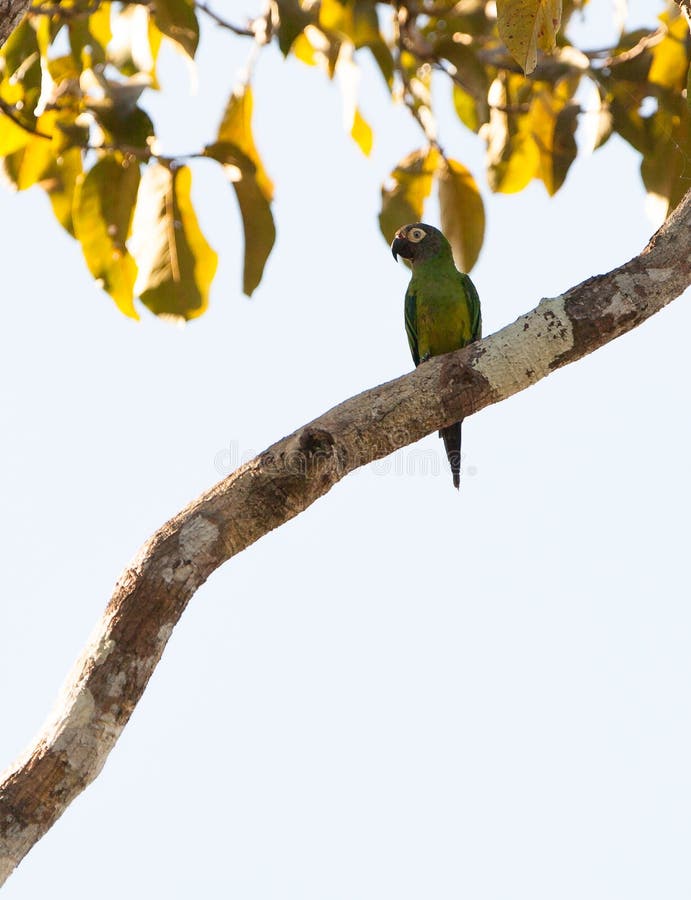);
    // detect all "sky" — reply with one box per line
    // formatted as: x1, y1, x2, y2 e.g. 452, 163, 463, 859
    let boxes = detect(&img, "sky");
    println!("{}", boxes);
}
1, 1, 690, 897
